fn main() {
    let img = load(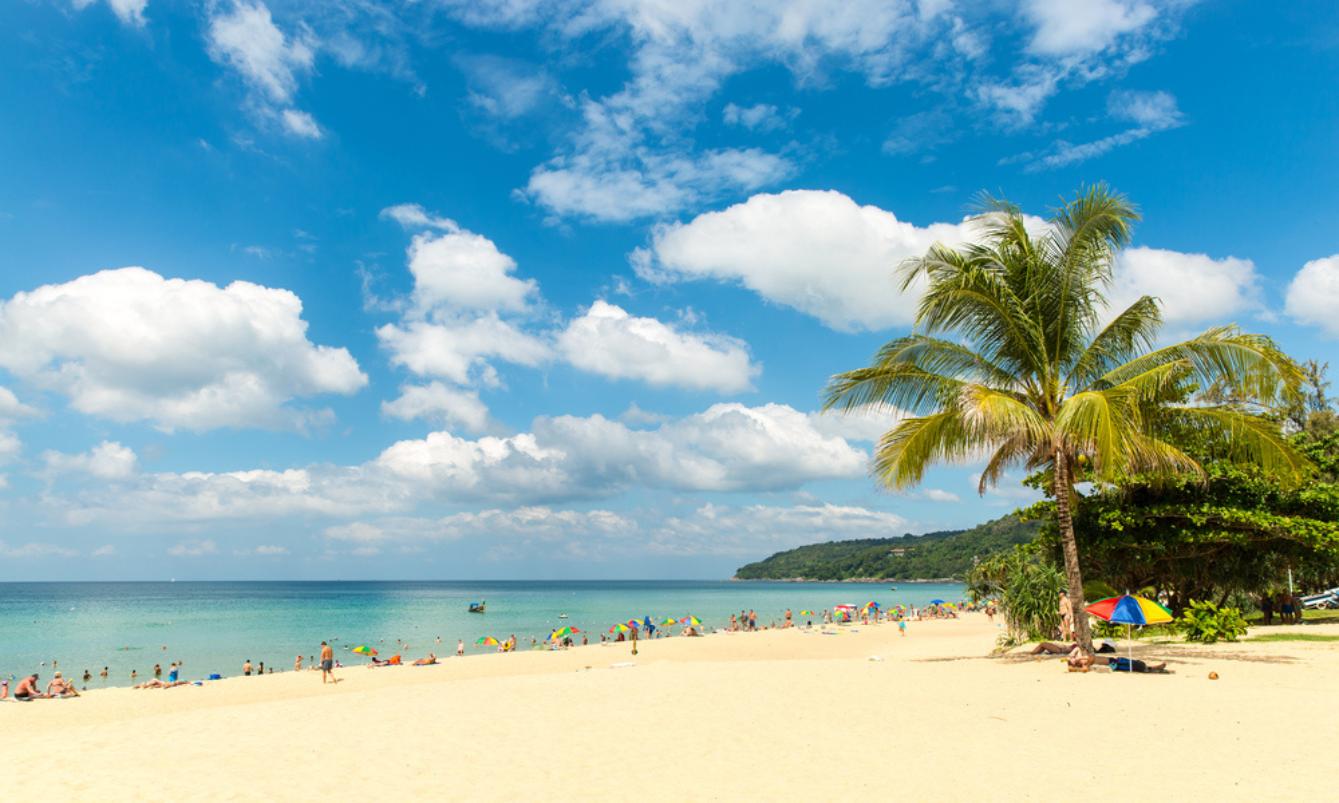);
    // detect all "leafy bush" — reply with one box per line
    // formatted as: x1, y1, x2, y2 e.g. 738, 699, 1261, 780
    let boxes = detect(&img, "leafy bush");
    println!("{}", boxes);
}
1179, 600, 1249, 643
968, 545, 1064, 641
